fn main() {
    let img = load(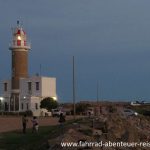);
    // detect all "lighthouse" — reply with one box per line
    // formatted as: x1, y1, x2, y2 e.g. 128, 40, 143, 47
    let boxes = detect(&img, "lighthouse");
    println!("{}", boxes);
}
9, 21, 30, 111
1, 21, 57, 114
